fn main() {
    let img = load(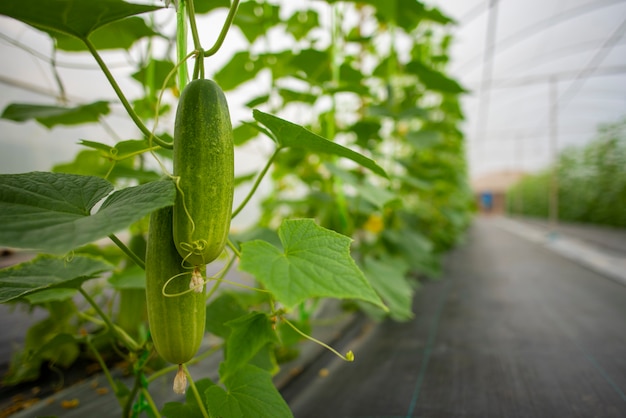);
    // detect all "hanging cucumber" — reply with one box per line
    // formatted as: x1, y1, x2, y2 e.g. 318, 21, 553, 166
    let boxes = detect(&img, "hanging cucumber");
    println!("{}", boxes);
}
172, 79, 234, 267
145, 206, 206, 369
